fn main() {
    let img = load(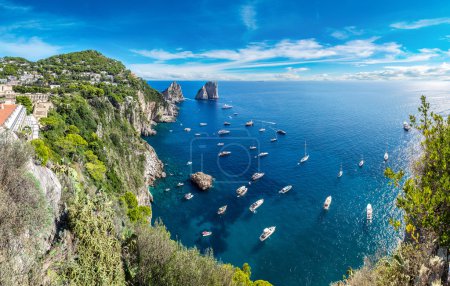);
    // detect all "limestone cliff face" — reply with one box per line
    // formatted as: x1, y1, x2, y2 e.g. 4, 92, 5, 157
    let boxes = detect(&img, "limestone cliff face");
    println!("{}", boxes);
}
162, 81, 184, 103
137, 143, 166, 206
195, 81, 219, 100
